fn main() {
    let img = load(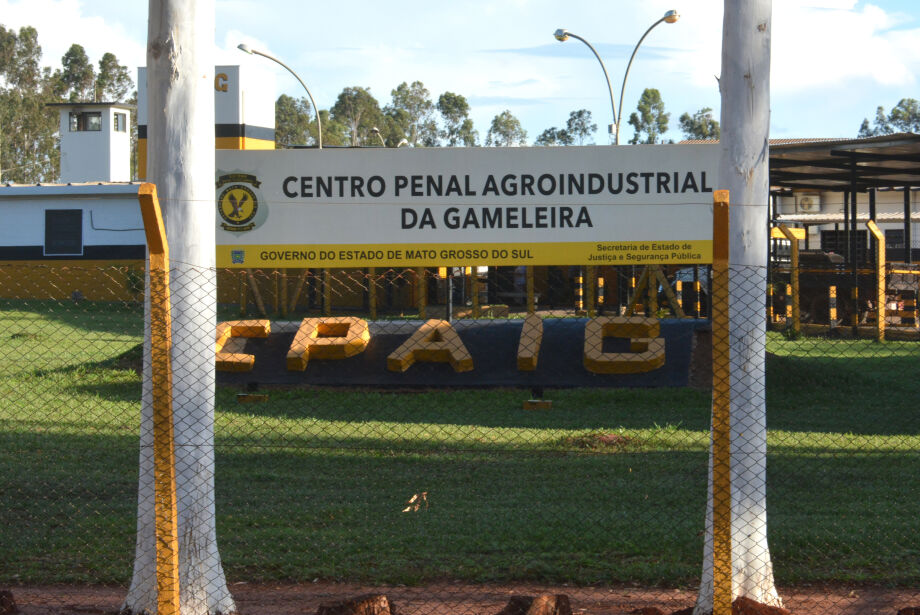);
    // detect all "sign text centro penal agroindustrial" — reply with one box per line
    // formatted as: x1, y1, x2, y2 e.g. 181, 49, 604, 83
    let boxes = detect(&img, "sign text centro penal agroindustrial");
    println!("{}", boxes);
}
215, 144, 717, 269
